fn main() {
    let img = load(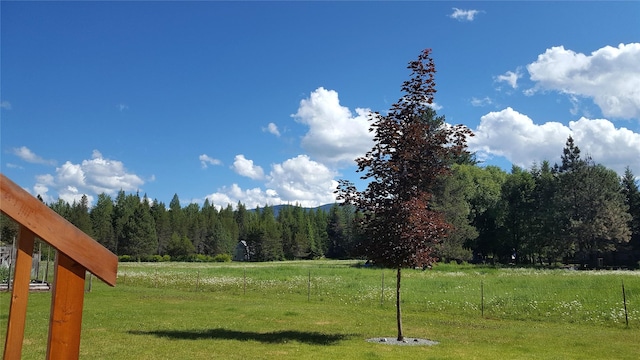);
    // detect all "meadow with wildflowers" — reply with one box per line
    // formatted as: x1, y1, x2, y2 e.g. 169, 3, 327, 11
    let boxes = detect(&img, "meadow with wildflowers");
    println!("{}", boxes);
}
1, 260, 638, 359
